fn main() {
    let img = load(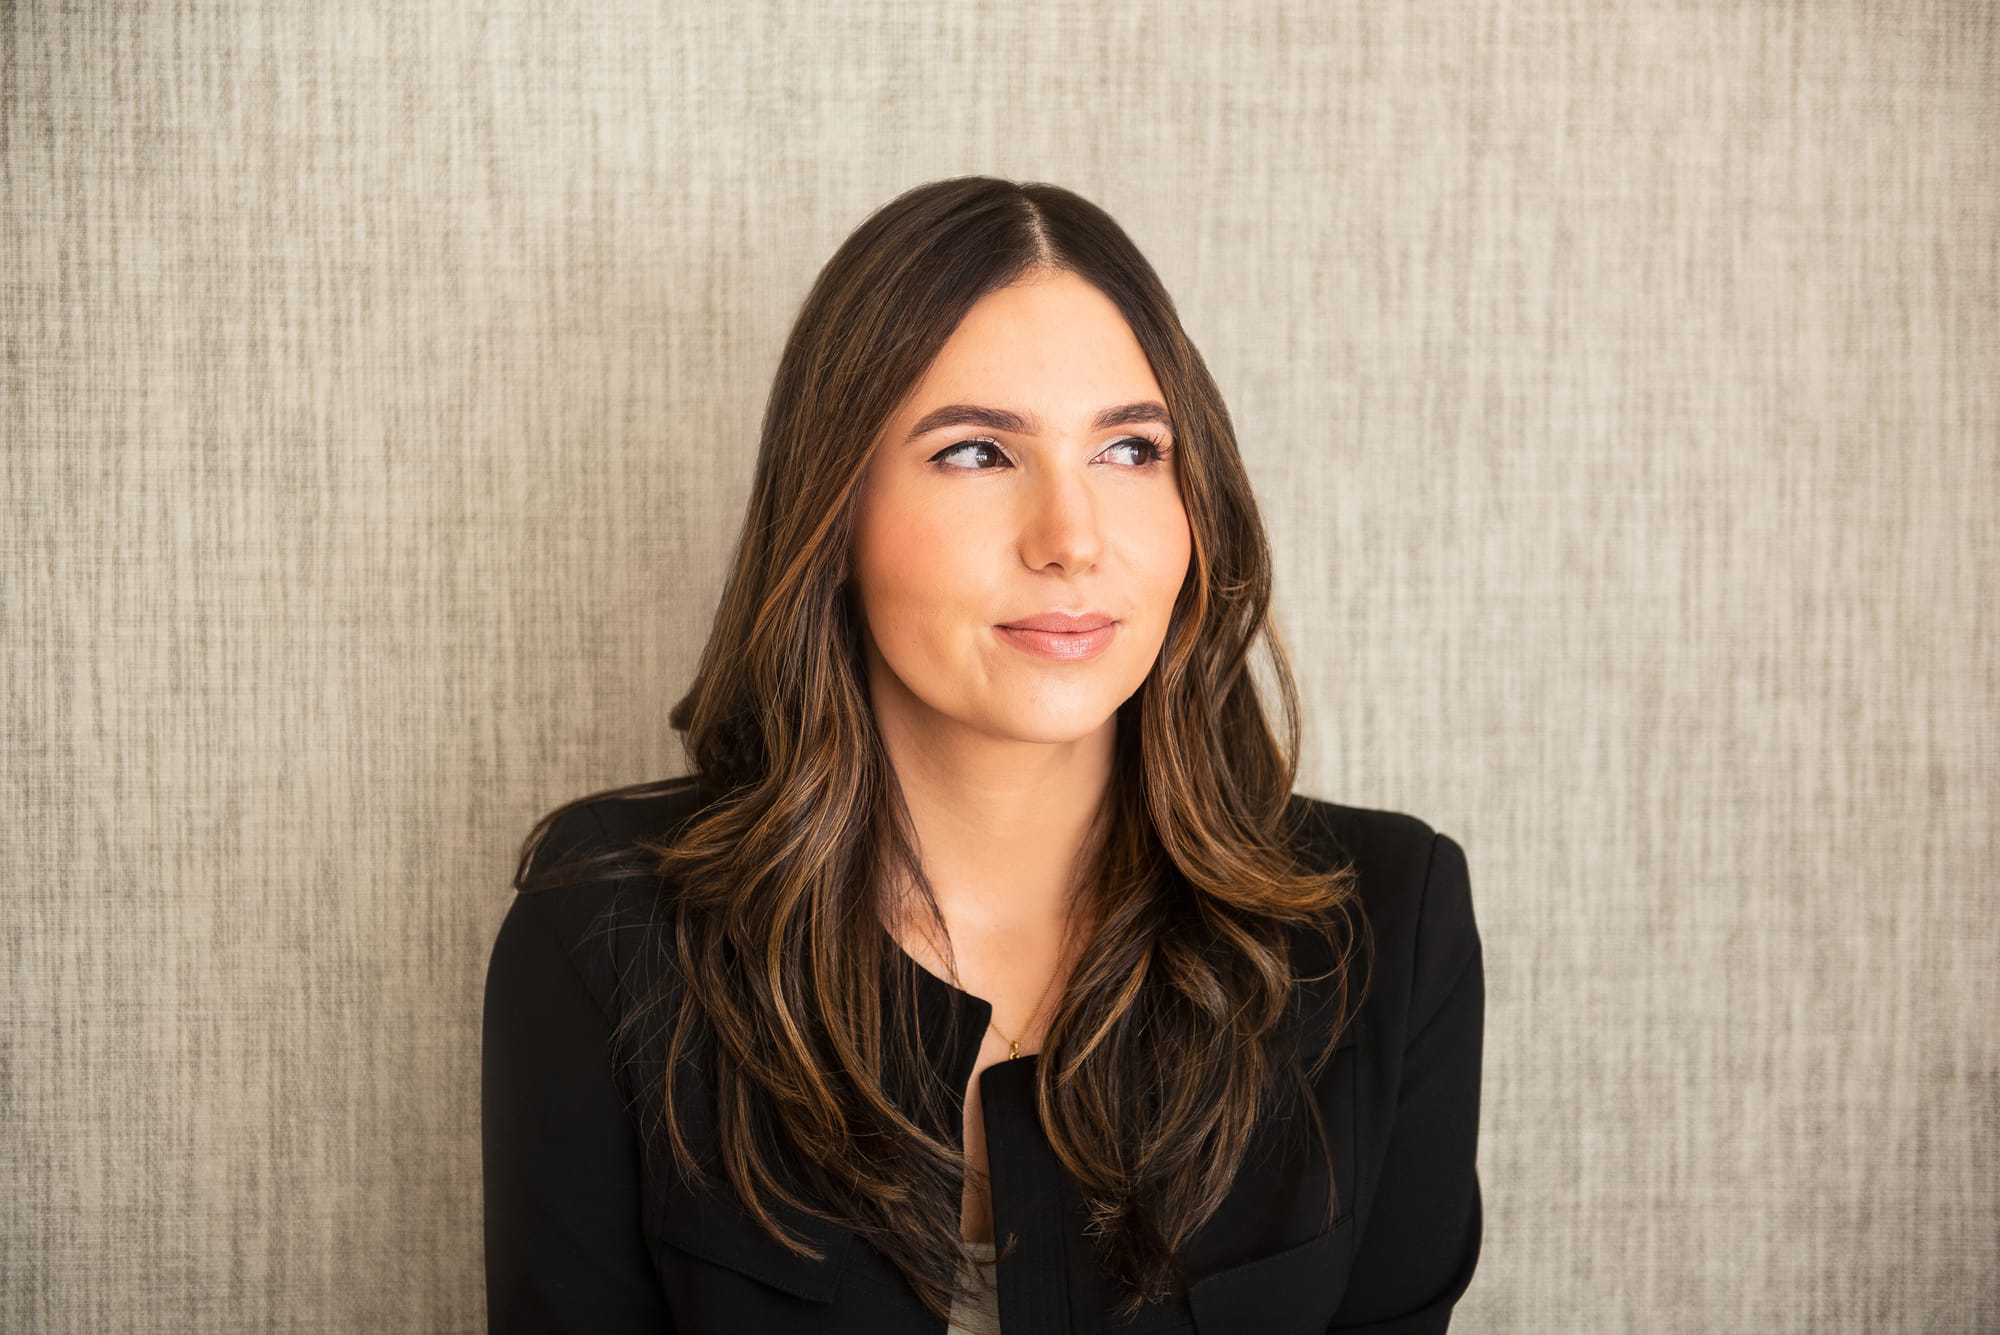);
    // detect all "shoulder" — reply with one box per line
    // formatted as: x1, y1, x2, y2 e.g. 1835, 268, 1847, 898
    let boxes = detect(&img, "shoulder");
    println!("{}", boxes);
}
491, 775, 718, 1018
1281, 792, 1481, 1041
522, 773, 718, 871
